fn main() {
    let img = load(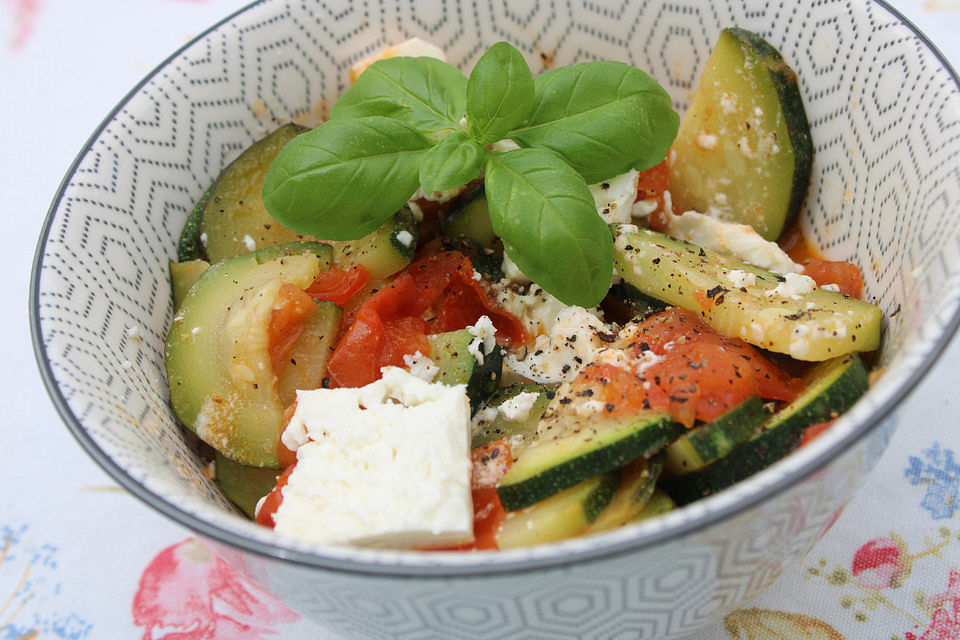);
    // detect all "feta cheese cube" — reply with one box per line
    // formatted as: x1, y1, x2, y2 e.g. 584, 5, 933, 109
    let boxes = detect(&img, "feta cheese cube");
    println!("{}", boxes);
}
274, 367, 473, 548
